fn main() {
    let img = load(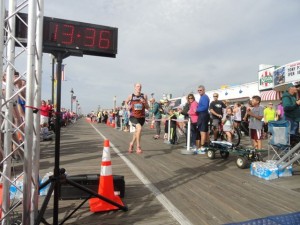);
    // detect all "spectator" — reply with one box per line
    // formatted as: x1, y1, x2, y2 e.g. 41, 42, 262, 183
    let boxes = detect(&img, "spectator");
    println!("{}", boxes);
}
247, 96, 264, 150
187, 94, 199, 149
276, 98, 284, 121
233, 102, 242, 128
40, 100, 52, 127
40, 122, 54, 141
222, 106, 234, 143
263, 102, 276, 138
282, 83, 300, 135
180, 96, 190, 145
196, 85, 210, 153
240, 102, 247, 121
209, 93, 226, 141
163, 99, 172, 140
149, 98, 162, 139
168, 109, 177, 144
122, 107, 130, 132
